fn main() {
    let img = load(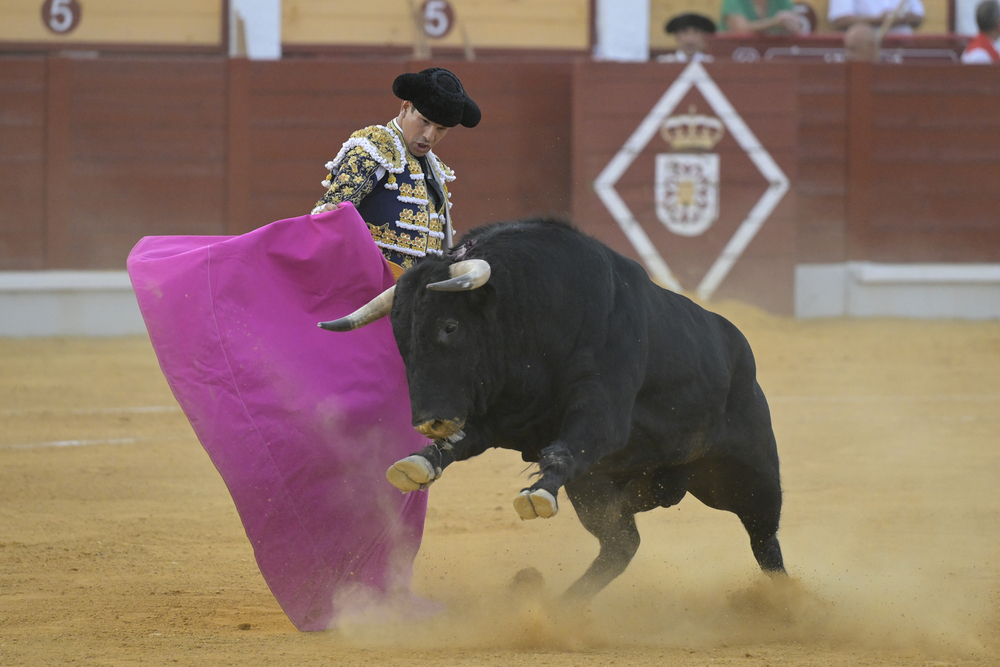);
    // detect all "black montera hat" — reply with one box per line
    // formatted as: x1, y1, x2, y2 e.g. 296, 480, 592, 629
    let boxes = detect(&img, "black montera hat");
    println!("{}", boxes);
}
665, 12, 717, 34
392, 68, 481, 129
